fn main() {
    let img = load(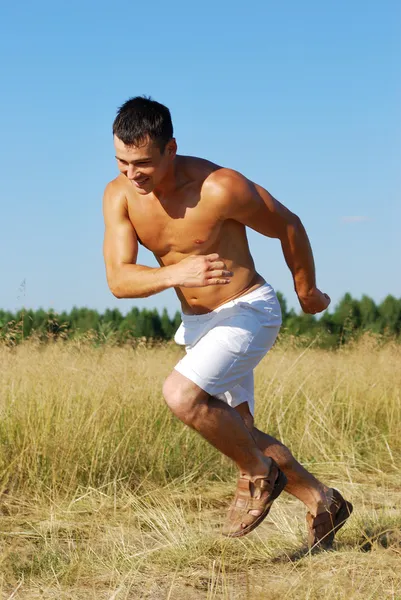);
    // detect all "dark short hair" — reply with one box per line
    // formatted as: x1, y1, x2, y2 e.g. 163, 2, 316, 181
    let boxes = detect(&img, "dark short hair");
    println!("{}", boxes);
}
113, 96, 173, 152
